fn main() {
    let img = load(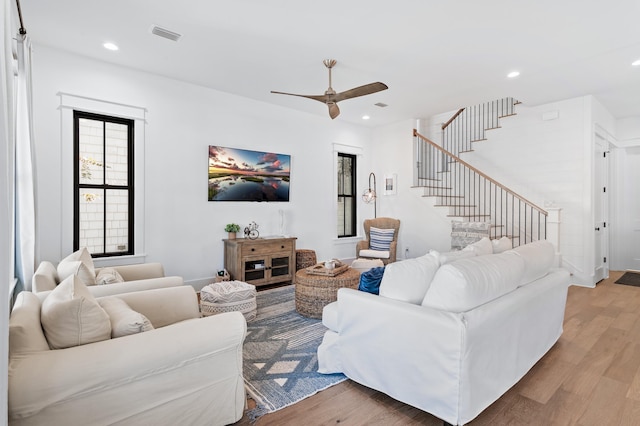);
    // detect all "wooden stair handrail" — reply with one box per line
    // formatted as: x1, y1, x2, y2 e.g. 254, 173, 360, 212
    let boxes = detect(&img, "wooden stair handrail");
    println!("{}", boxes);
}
413, 129, 548, 215
441, 108, 465, 130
